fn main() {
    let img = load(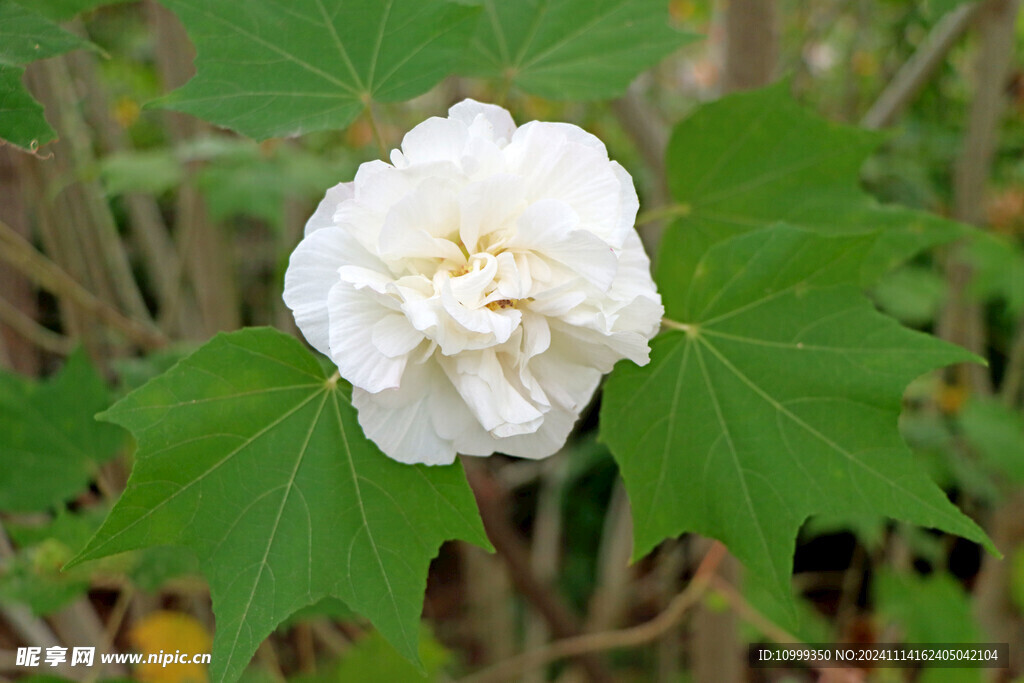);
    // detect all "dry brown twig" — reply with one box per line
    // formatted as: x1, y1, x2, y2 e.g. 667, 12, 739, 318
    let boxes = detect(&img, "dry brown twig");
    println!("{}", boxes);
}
0, 218, 167, 350
457, 541, 728, 683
